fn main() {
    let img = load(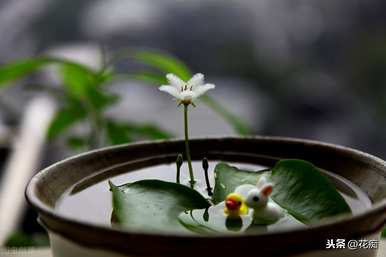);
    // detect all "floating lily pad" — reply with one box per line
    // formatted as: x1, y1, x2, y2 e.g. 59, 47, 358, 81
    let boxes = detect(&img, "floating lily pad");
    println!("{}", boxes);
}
110, 180, 210, 233
212, 162, 267, 204
271, 159, 352, 223
212, 160, 351, 224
